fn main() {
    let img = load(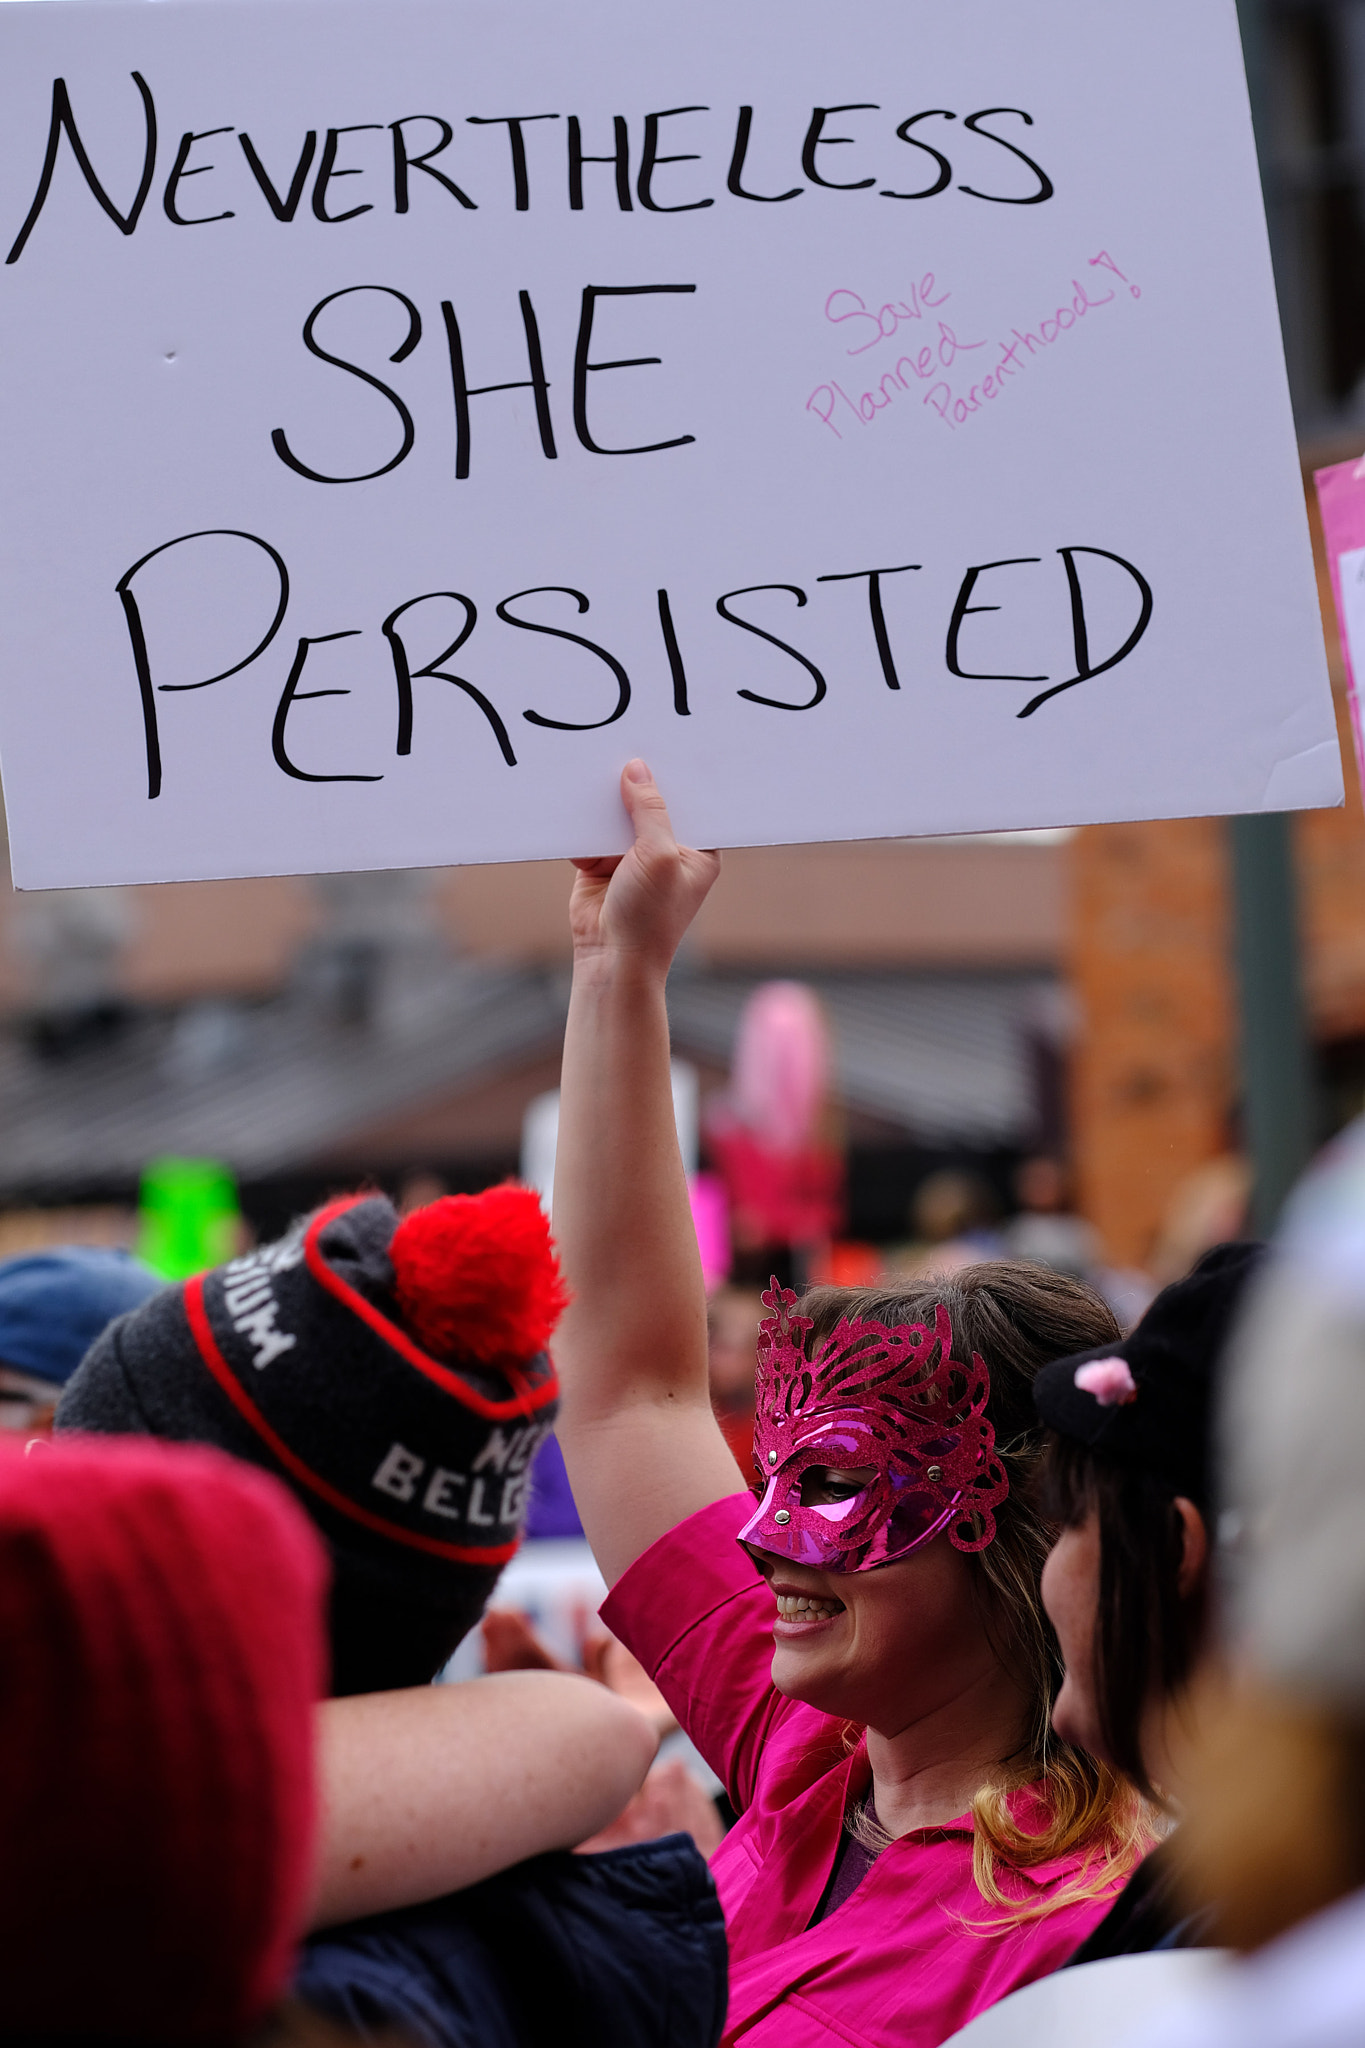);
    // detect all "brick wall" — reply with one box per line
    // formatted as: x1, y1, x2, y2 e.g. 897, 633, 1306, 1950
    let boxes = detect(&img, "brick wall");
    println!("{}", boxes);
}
1071, 473, 1365, 1269
1070, 818, 1236, 1268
